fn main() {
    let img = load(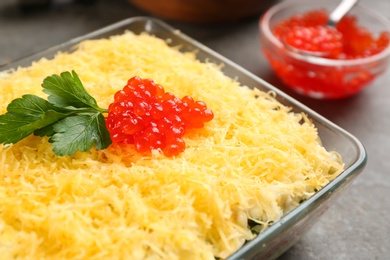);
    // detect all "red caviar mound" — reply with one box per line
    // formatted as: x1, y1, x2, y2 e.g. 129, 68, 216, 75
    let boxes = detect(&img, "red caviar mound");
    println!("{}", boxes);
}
105, 76, 214, 157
